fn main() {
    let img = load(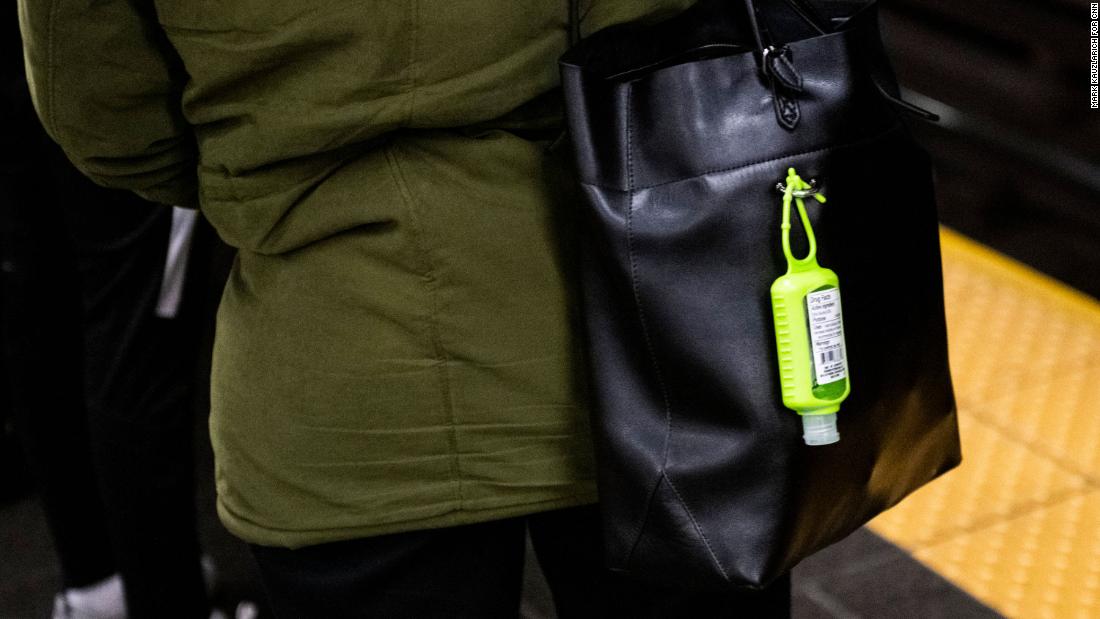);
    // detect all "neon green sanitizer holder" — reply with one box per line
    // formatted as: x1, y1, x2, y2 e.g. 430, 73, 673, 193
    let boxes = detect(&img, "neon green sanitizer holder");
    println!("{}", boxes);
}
770, 168, 850, 446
